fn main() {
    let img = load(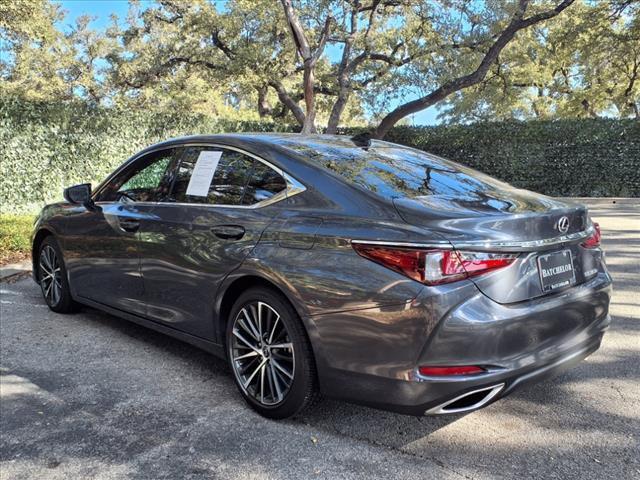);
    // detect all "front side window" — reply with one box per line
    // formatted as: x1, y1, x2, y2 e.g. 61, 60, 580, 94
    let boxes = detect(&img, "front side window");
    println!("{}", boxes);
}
169, 147, 287, 206
97, 148, 183, 202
